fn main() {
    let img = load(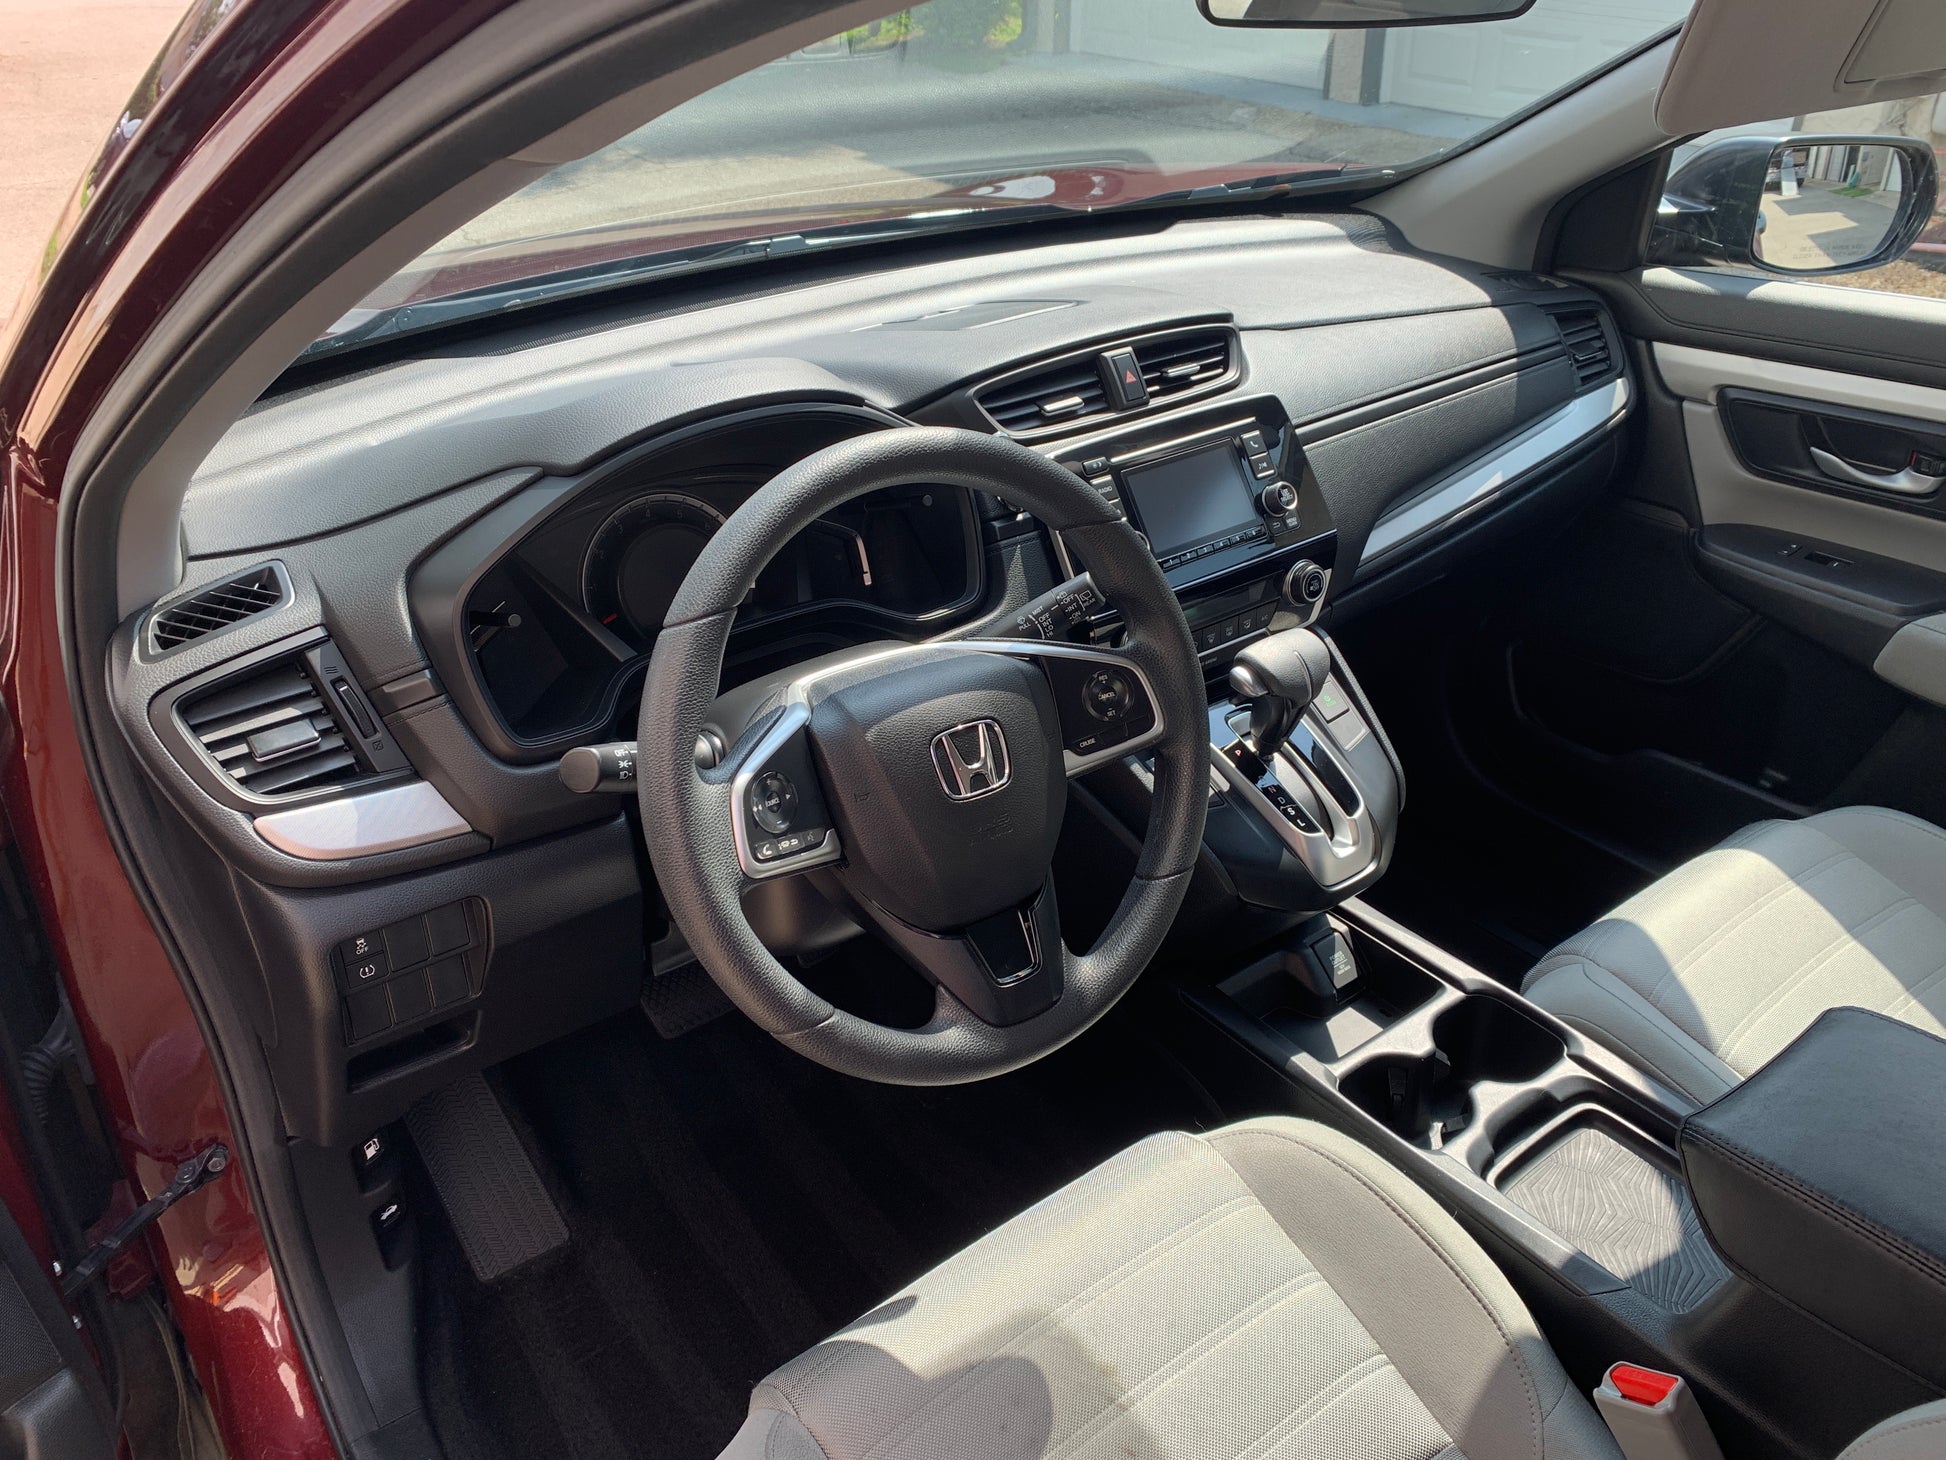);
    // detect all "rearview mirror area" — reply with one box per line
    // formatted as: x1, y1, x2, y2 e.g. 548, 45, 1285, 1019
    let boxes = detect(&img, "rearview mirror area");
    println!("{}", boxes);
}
1650, 135, 1941, 279
1199, 0, 1534, 28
